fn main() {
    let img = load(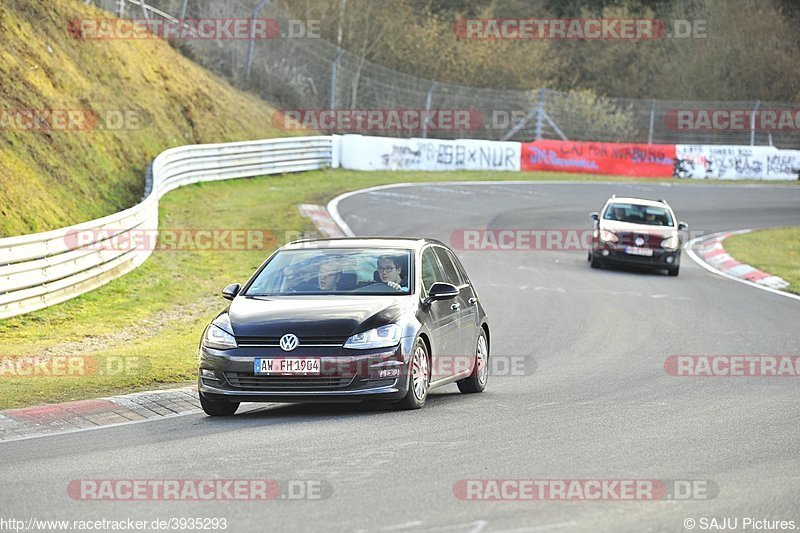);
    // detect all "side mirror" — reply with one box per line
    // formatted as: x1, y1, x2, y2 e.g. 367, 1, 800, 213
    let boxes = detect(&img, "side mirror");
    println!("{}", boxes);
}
589, 212, 599, 221
424, 282, 459, 305
677, 222, 688, 230
222, 283, 241, 301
